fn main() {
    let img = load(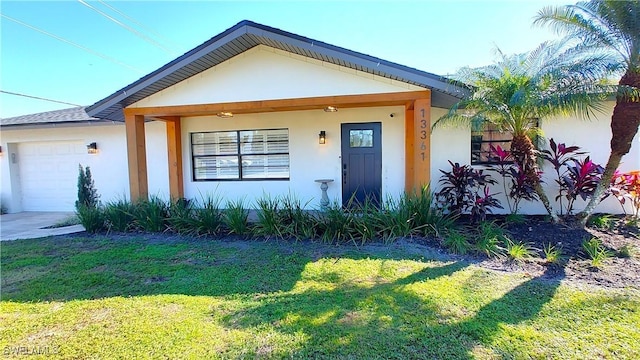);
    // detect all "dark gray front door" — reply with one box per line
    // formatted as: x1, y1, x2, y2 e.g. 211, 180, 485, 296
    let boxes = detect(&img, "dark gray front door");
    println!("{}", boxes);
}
341, 122, 382, 206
